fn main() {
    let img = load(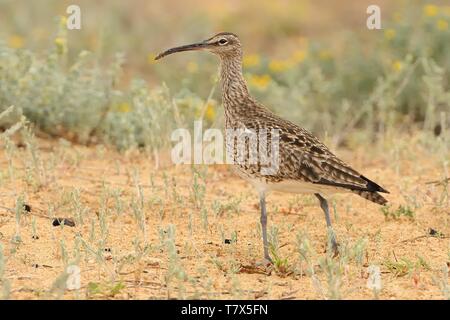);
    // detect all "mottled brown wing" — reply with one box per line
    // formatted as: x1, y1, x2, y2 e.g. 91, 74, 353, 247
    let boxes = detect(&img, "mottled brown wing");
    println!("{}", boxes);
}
283, 126, 388, 193
245, 109, 388, 194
